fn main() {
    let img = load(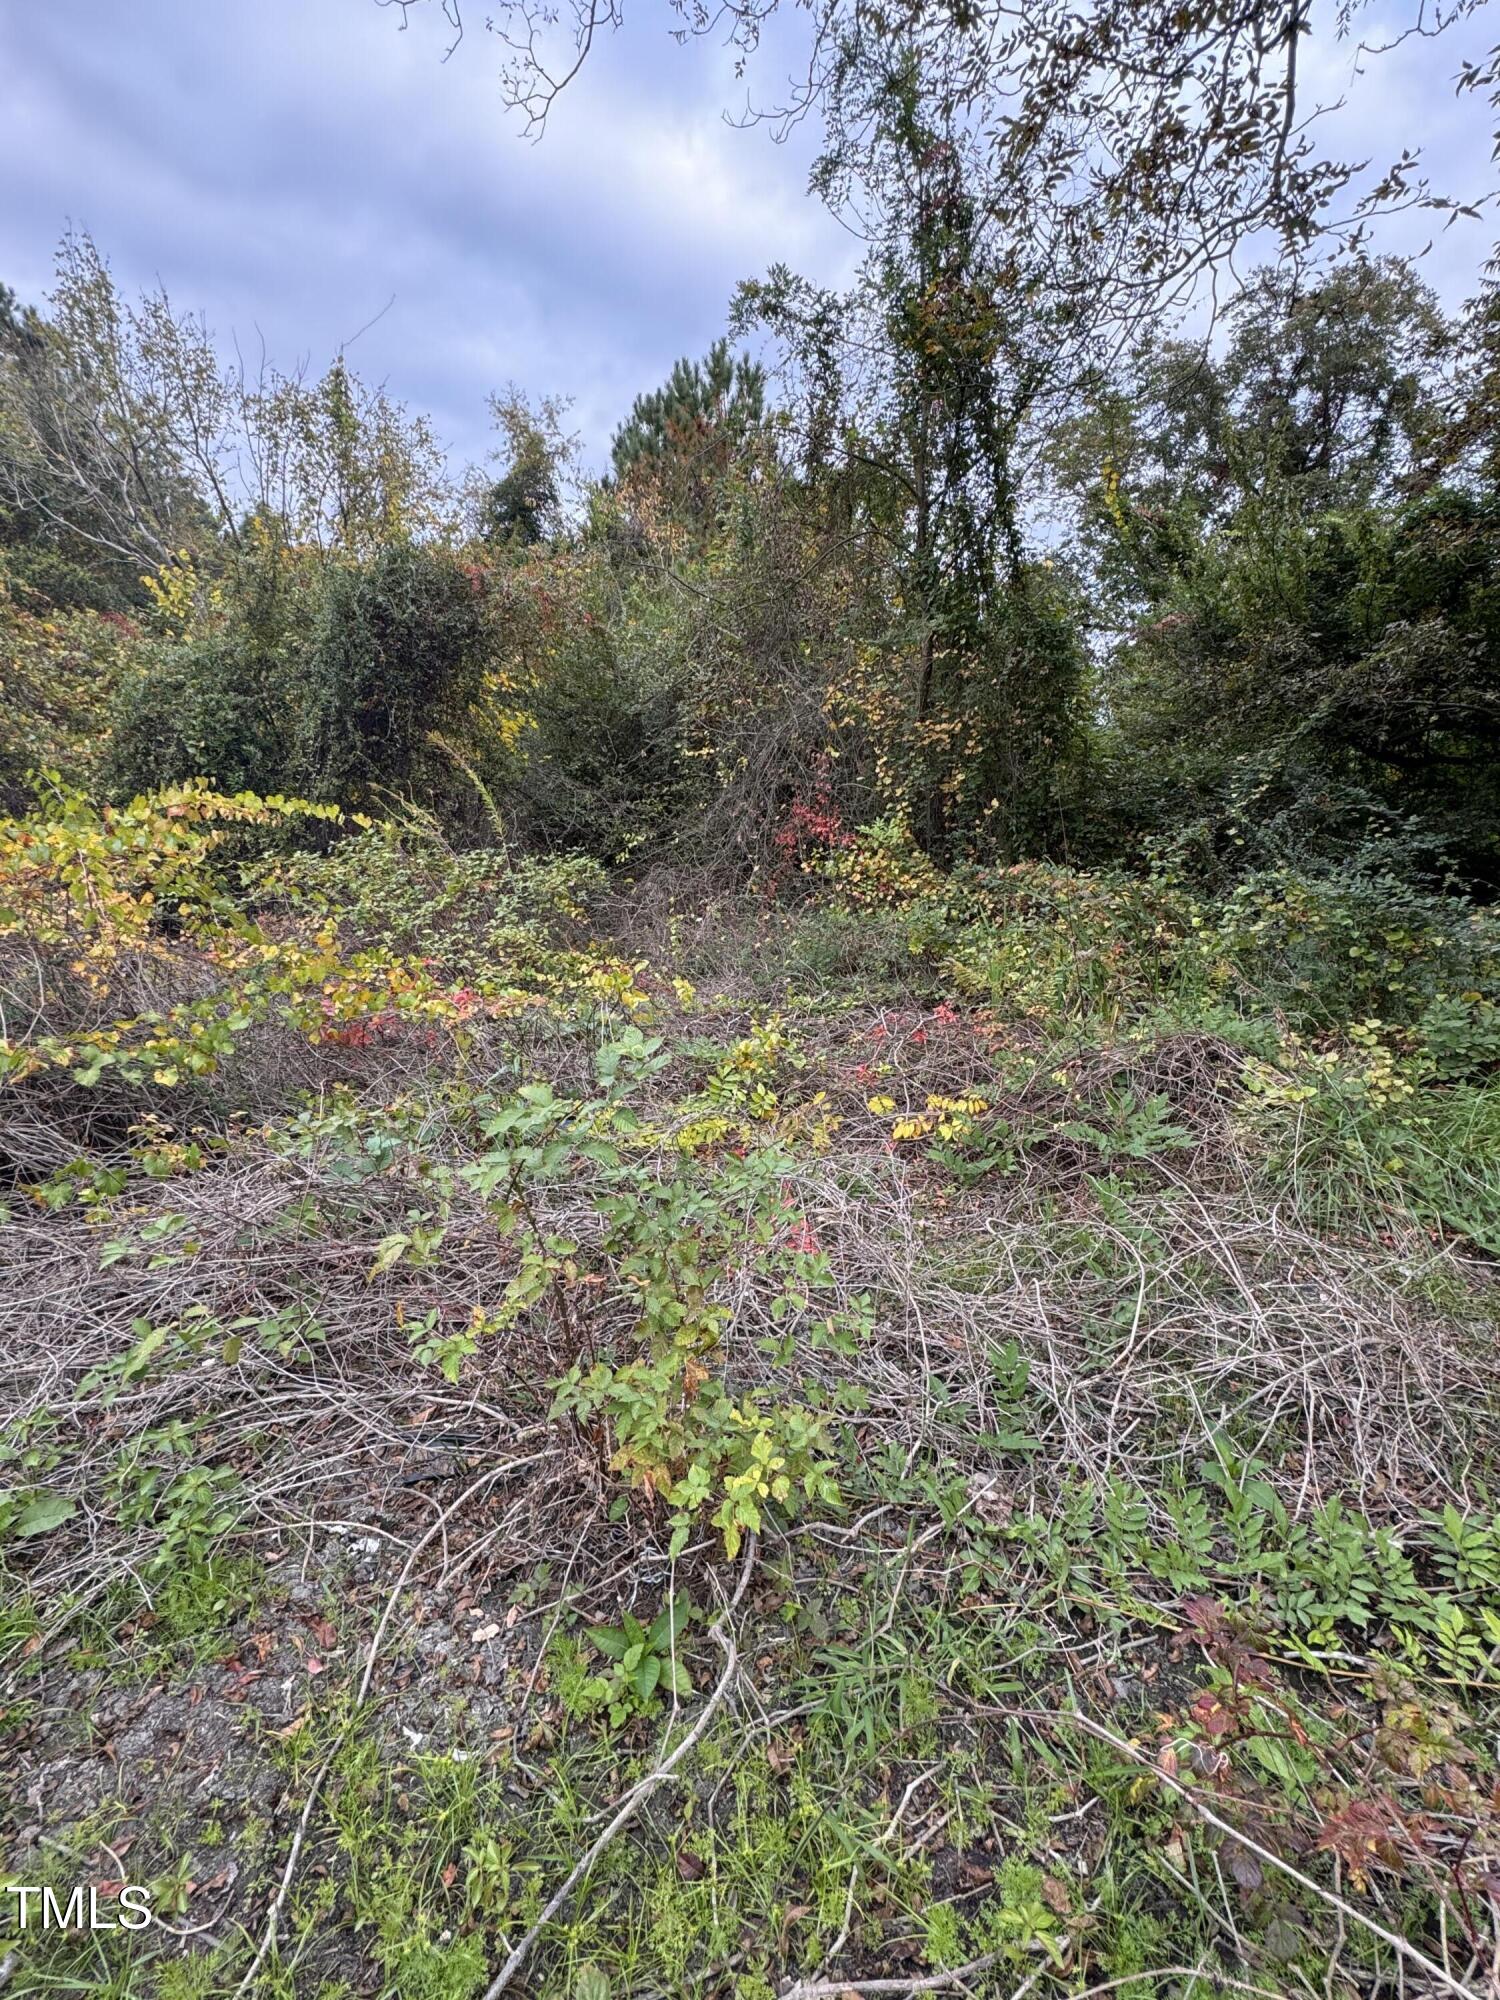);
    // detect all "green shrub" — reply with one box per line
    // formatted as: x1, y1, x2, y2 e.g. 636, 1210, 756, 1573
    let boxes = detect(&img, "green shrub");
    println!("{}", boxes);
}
105, 627, 295, 801
245, 815, 605, 978
1412, 995, 1500, 1081
296, 540, 493, 810
1216, 862, 1498, 1028
769, 902, 930, 997
942, 862, 1209, 1029
0, 583, 135, 808
514, 573, 698, 861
